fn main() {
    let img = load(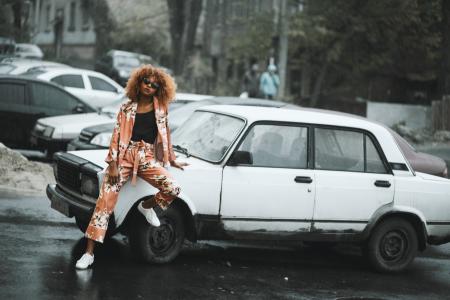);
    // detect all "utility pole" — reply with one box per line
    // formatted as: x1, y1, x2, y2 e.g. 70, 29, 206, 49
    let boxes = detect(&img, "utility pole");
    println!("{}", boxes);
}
277, 0, 289, 100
